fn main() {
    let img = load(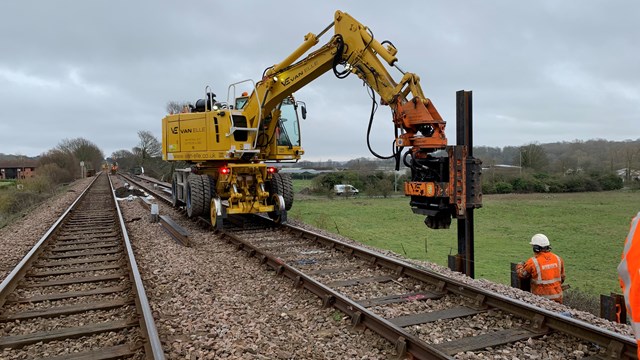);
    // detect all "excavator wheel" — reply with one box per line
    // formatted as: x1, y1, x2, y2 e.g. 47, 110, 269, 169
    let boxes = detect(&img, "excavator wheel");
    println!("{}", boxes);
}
201, 175, 215, 216
171, 173, 184, 208
210, 196, 224, 231
186, 174, 204, 218
270, 173, 294, 211
186, 174, 215, 218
